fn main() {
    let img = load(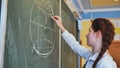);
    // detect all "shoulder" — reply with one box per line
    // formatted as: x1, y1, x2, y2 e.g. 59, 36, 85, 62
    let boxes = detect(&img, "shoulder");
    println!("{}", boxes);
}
97, 53, 117, 68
